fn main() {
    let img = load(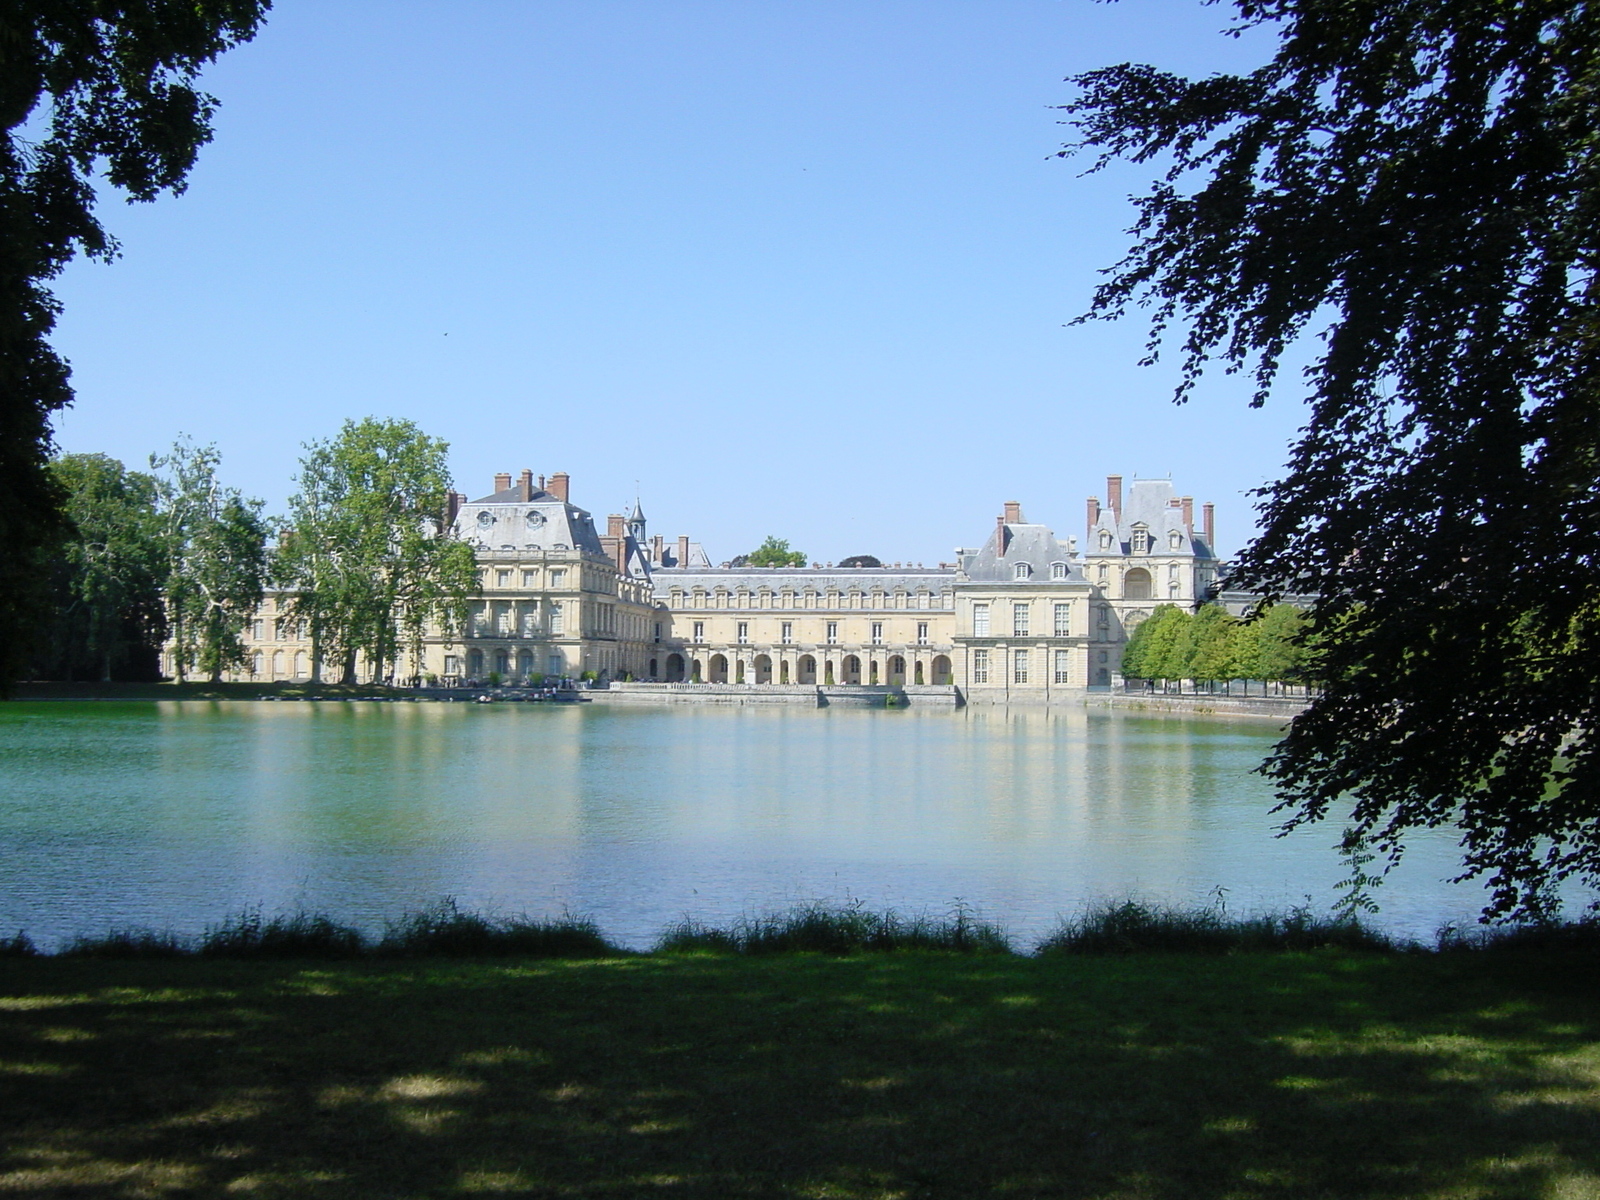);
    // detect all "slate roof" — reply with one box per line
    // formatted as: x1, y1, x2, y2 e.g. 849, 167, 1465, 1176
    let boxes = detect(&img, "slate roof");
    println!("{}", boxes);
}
451, 491, 607, 556
1085, 477, 1214, 558
959, 520, 1086, 584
